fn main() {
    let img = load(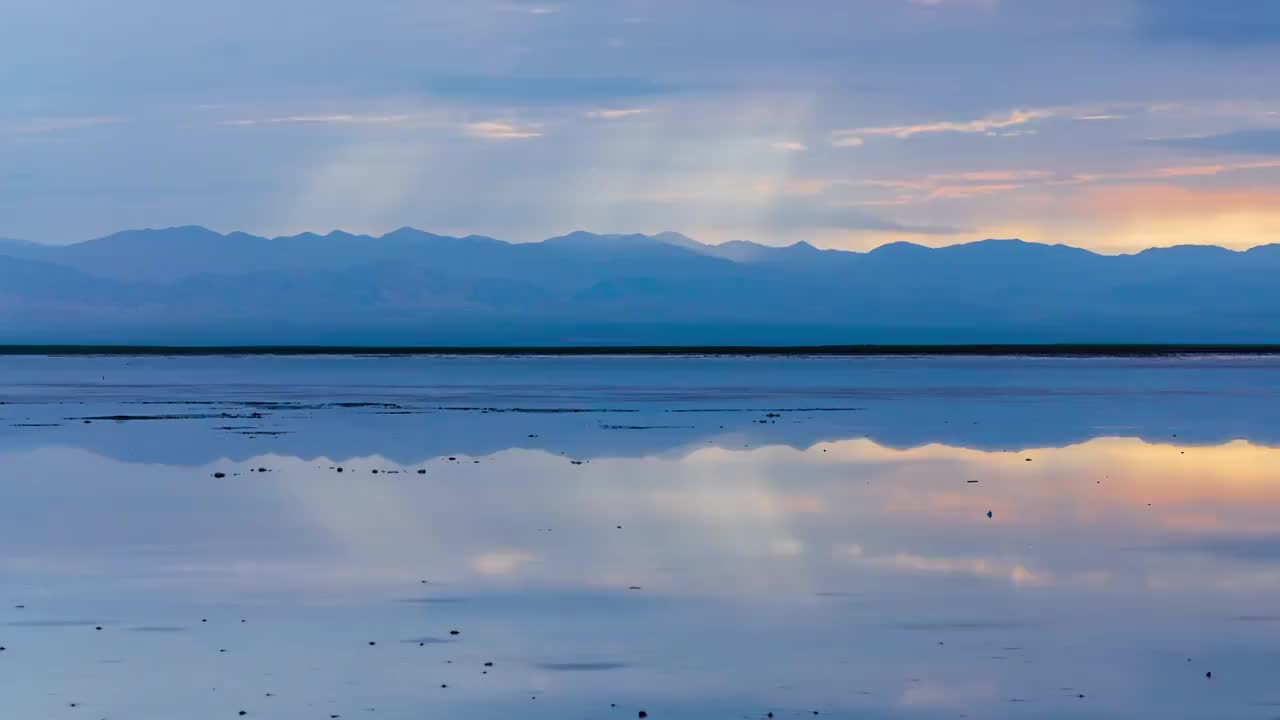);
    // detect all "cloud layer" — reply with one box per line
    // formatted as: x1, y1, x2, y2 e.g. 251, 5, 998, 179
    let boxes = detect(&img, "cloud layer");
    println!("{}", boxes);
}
2, 1, 1280, 252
